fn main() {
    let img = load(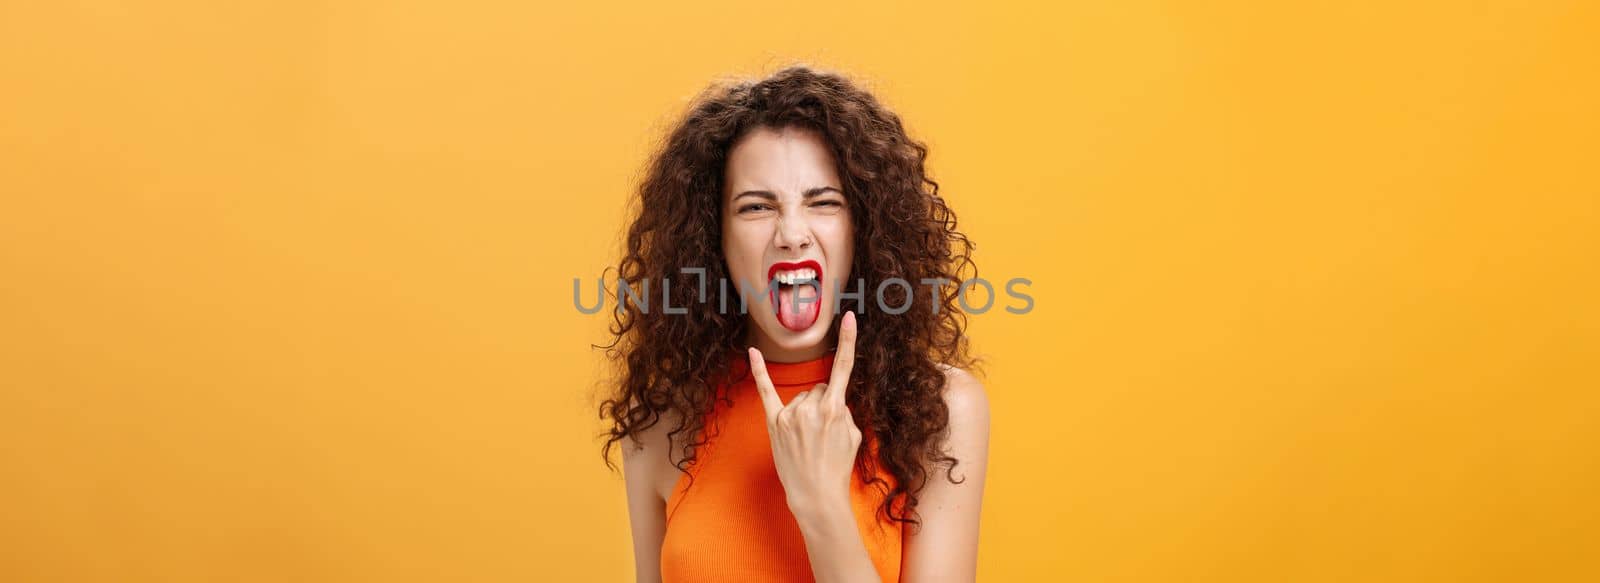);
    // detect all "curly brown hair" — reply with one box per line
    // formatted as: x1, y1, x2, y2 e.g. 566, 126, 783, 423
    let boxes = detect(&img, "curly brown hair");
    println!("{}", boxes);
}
597, 65, 979, 530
